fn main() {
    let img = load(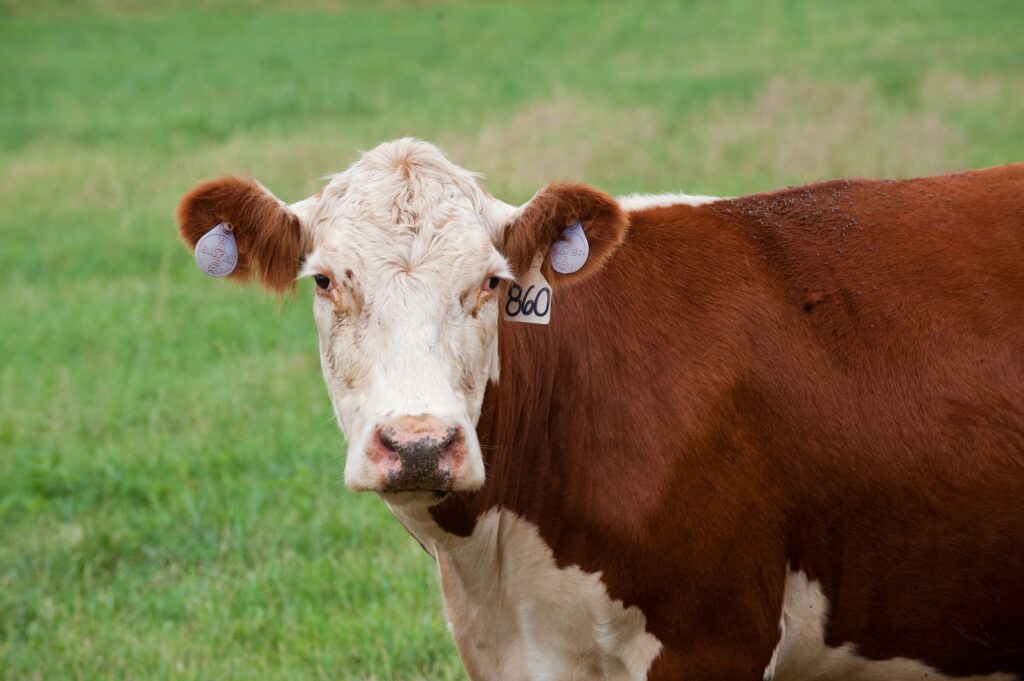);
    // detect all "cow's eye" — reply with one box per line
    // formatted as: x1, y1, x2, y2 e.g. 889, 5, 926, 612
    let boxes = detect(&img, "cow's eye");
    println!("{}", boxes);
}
313, 274, 332, 290
482, 276, 501, 293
